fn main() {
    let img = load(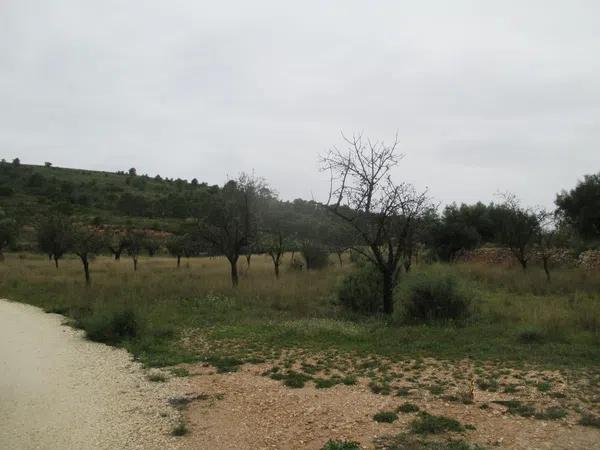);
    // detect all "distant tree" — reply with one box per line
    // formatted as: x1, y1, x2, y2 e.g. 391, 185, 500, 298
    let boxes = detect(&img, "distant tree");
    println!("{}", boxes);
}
44, 162, 52, 167
496, 194, 541, 270
431, 205, 481, 262
321, 133, 430, 314
37, 214, 73, 268
300, 241, 330, 270
264, 231, 286, 278
191, 178, 199, 186
556, 173, 600, 242
124, 229, 145, 271
197, 173, 270, 286
71, 224, 105, 285
106, 229, 129, 260
325, 220, 355, 266
128, 167, 137, 176
0, 208, 18, 260
166, 235, 186, 268
12, 158, 20, 166
143, 236, 162, 257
